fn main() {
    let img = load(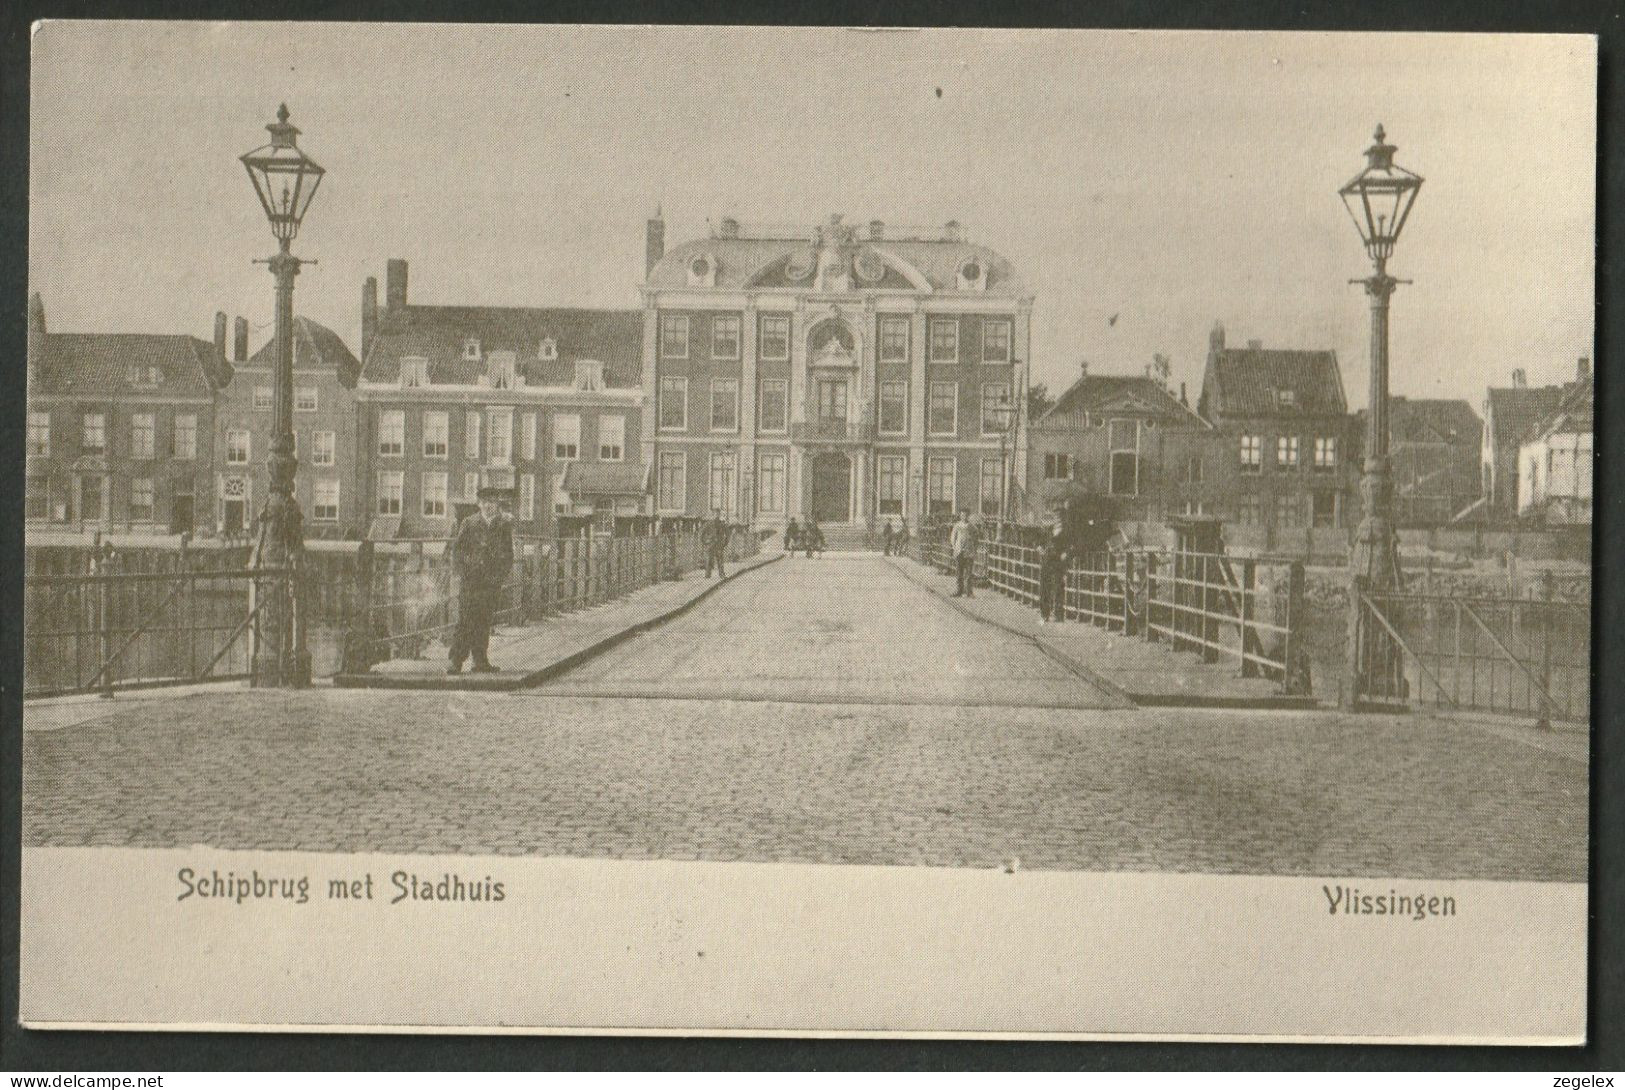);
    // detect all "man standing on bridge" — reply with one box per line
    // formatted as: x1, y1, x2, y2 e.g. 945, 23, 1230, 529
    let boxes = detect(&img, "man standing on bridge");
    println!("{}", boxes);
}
703, 510, 730, 579
951, 510, 978, 598
1037, 518, 1070, 624
448, 485, 514, 675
